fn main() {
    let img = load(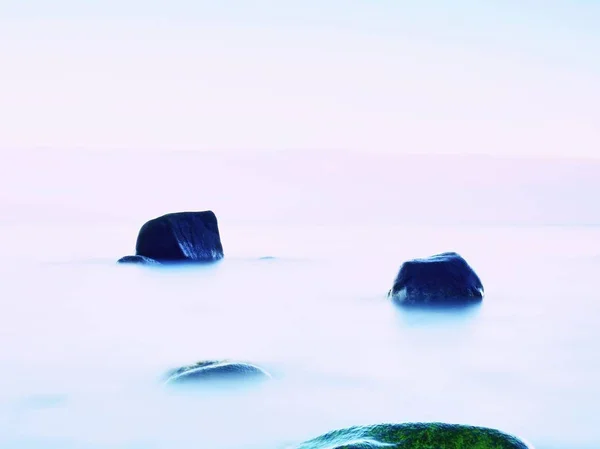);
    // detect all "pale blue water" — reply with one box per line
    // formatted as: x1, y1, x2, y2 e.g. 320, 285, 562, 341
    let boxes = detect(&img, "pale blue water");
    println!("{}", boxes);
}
1, 222, 599, 449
